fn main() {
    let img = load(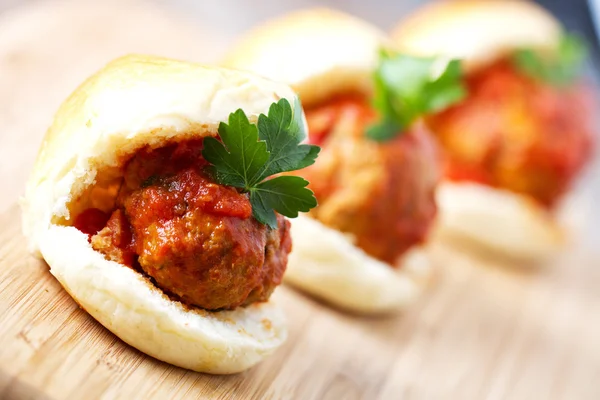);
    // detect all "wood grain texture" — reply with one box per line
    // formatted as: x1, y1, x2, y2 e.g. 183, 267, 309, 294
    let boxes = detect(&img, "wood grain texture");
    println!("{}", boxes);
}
1, 205, 599, 400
